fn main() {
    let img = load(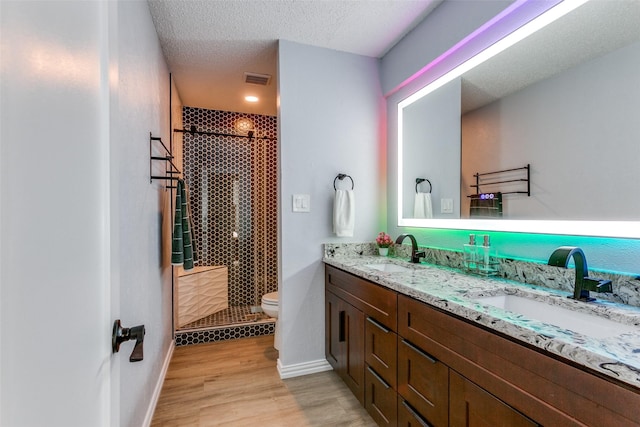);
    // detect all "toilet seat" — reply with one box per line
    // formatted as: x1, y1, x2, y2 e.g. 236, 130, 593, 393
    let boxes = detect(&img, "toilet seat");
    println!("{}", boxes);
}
262, 291, 278, 305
